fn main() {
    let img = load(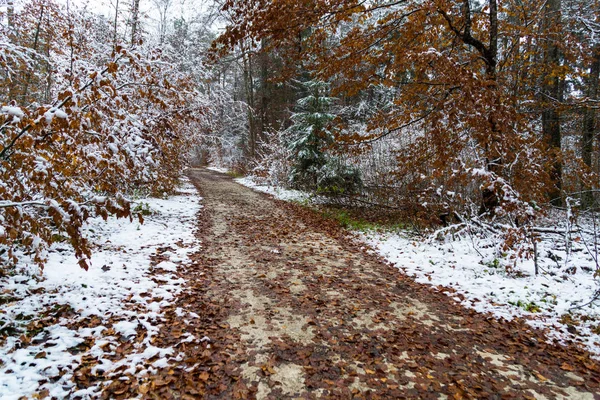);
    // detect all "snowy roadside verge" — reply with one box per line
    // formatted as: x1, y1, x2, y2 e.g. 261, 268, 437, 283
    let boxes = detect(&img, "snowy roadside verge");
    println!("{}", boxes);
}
234, 175, 600, 358
363, 230, 600, 358
236, 177, 312, 203
0, 177, 202, 399
206, 166, 229, 174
